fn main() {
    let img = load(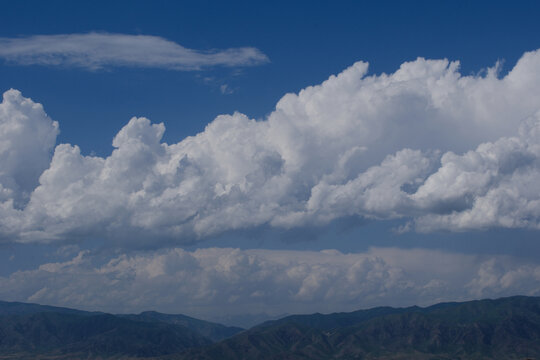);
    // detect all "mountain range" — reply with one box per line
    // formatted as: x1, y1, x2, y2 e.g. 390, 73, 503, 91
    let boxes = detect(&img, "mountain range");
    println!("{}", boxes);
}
0, 300, 242, 359
0, 296, 539, 359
